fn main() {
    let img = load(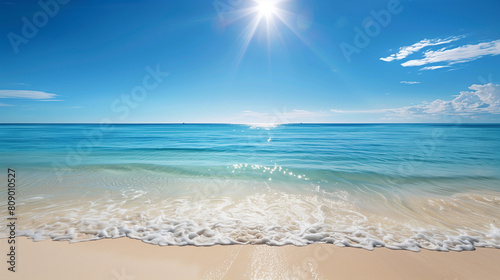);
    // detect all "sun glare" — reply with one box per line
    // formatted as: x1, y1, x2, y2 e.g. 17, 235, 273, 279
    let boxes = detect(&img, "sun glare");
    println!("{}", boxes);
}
229, 0, 315, 65
256, 1, 277, 17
